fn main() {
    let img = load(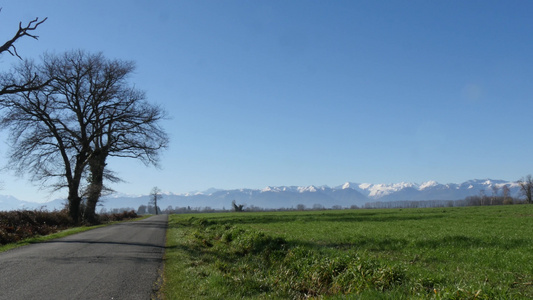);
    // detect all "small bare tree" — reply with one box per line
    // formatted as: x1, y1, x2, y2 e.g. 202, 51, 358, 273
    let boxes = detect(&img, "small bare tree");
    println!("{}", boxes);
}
479, 189, 487, 206
232, 200, 244, 212
502, 184, 513, 205
150, 187, 162, 215
491, 185, 500, 206
518, 175, 533, 204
